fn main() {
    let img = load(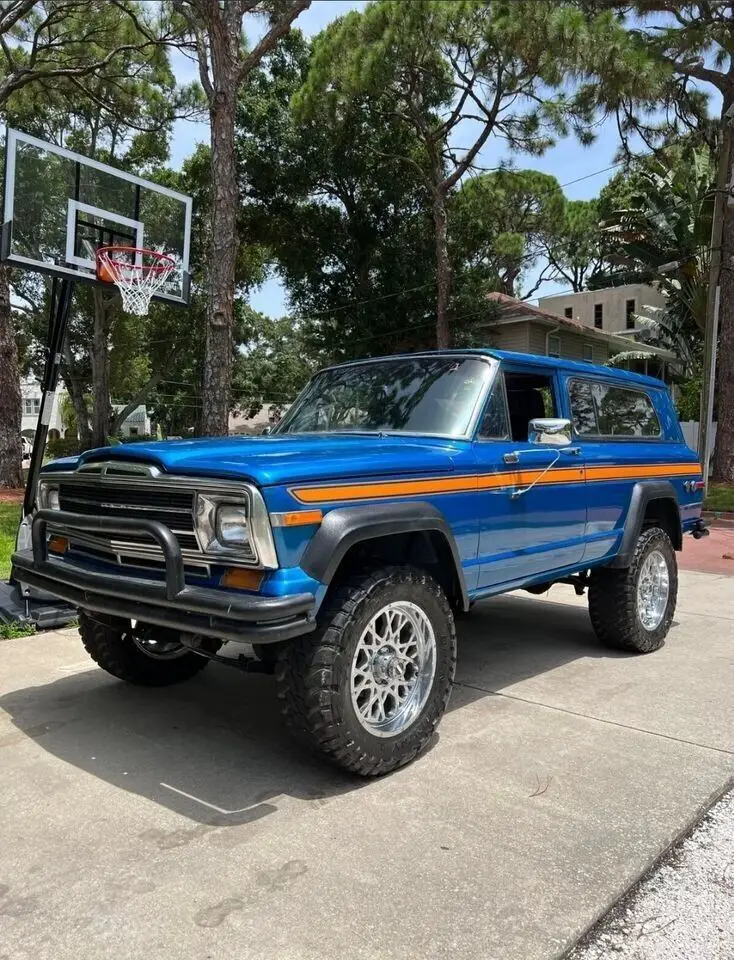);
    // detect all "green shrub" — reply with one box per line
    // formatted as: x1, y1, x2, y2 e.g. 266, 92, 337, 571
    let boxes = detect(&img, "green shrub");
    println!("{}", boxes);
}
47, 437, 81, 460
675, 373, 702, 422
119, 434, 157, 444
